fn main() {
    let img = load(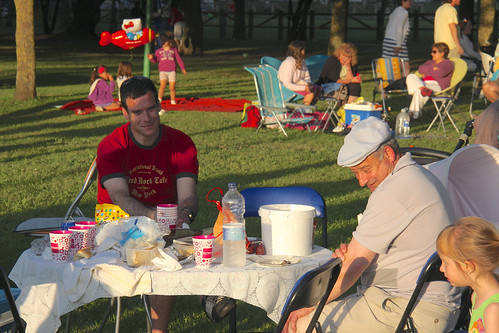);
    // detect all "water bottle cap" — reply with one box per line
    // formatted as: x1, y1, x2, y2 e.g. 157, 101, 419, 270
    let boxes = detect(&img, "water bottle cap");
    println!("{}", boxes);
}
228, 182, 237, 189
